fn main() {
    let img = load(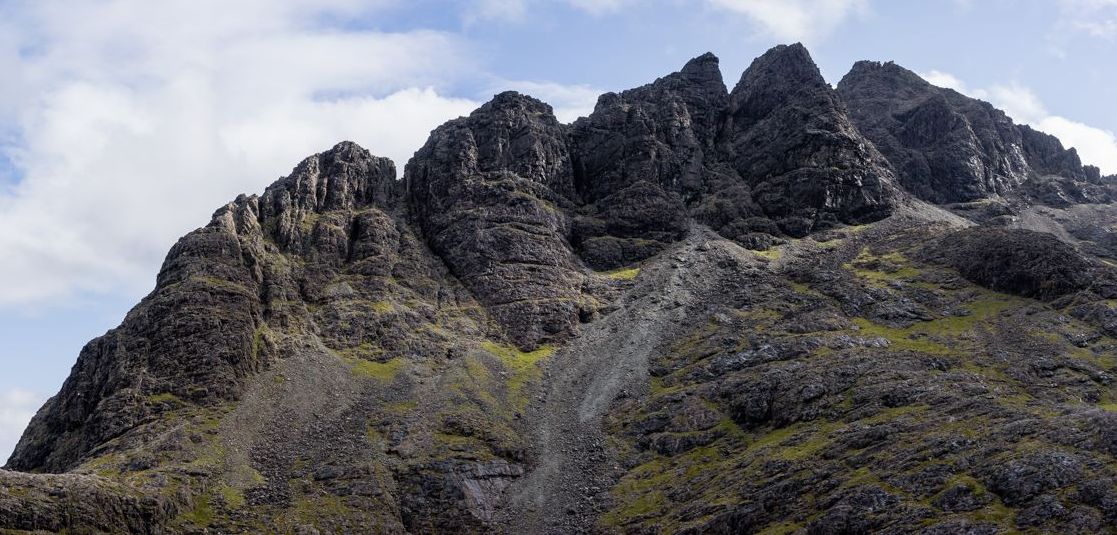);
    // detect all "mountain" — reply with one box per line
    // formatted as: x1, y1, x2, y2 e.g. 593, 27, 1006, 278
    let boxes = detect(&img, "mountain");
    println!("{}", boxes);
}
838, 60, 1115, 206
4, 44, 1117, 534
